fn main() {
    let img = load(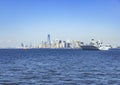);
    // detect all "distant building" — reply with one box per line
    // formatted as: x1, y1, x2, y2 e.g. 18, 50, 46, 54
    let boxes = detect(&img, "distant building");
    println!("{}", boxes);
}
47, 34, 51, 48
21, 43, 24, 48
